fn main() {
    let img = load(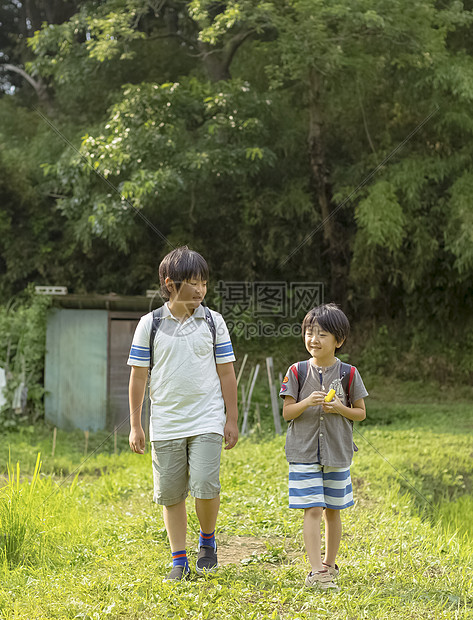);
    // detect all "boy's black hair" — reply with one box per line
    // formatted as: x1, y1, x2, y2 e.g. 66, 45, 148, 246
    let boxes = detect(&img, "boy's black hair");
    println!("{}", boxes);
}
301, 303, 350, 347
159, 246, 209, 300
